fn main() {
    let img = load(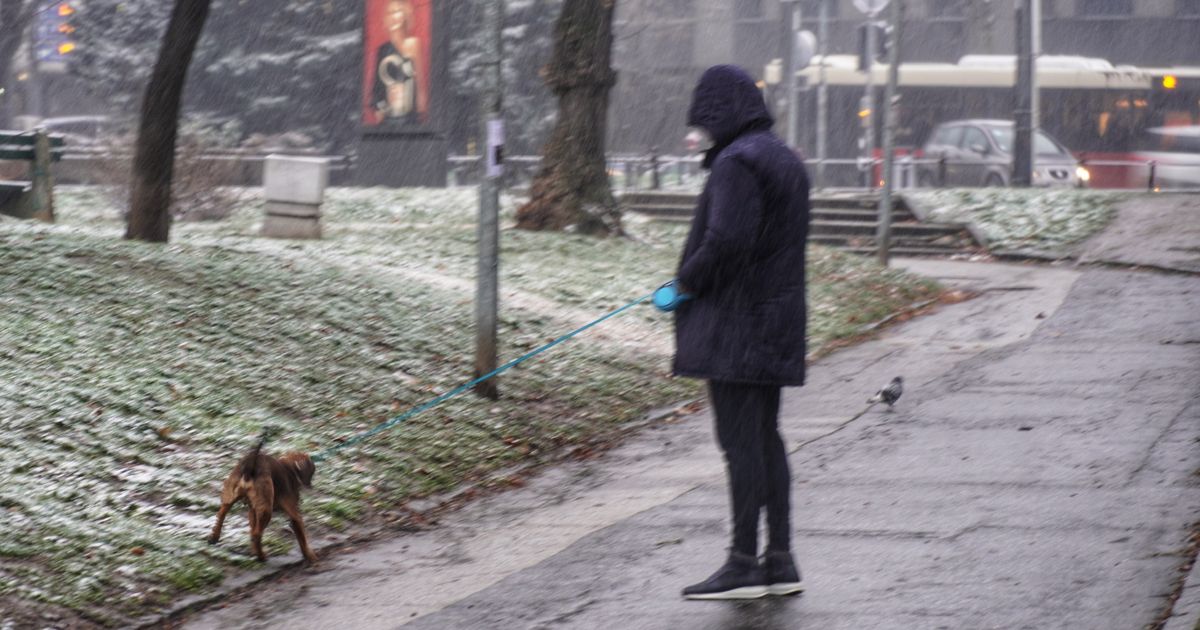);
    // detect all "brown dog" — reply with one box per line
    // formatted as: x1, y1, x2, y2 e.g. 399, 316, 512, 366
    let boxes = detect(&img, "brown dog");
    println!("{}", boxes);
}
208, 438, 318, 564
